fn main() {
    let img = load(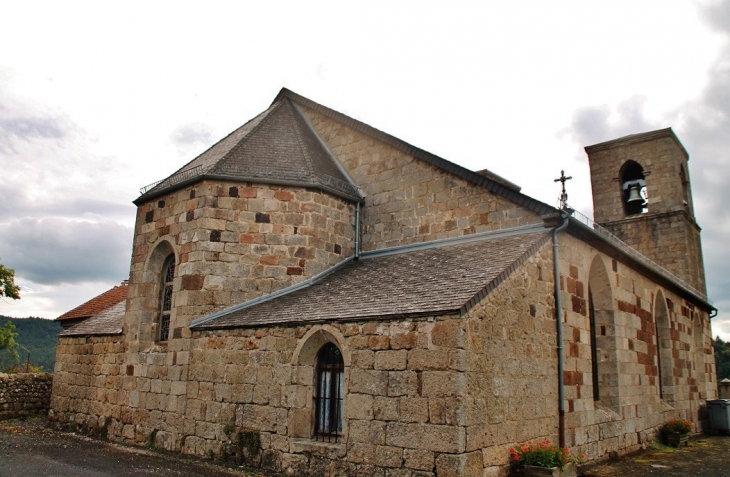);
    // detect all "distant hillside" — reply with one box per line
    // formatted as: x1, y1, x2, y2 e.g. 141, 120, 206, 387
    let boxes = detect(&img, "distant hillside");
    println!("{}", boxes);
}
0, 316, 62, 373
